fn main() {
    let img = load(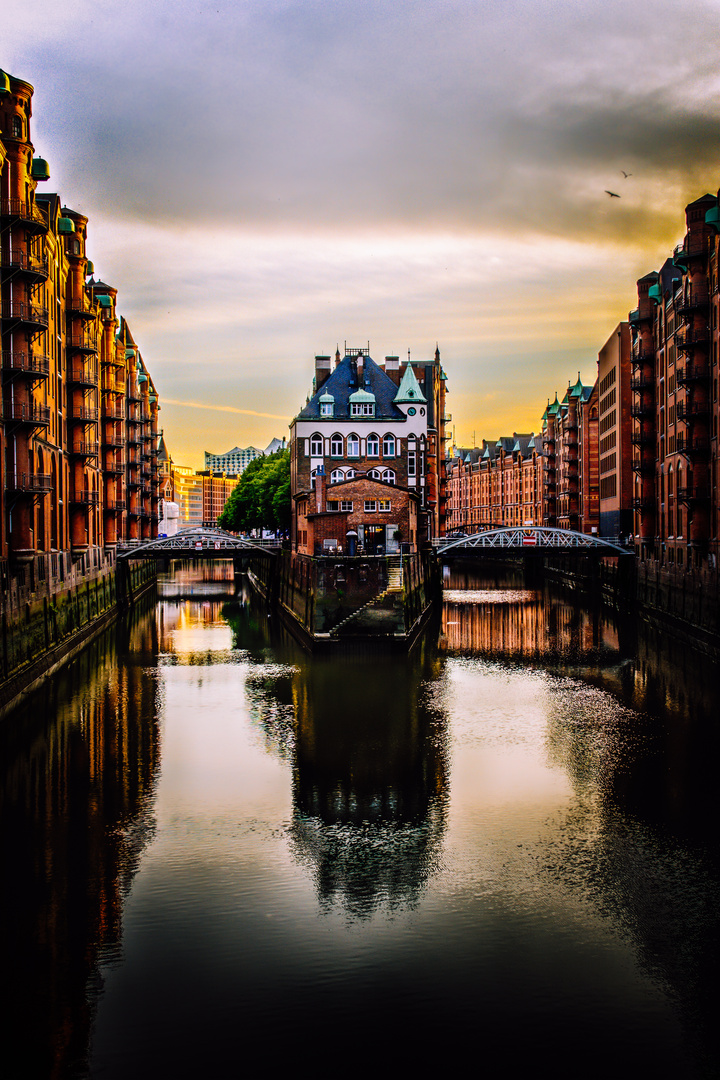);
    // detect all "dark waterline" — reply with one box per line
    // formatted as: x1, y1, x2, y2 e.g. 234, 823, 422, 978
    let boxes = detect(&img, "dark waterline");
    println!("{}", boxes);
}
1, 566, 719, 1078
